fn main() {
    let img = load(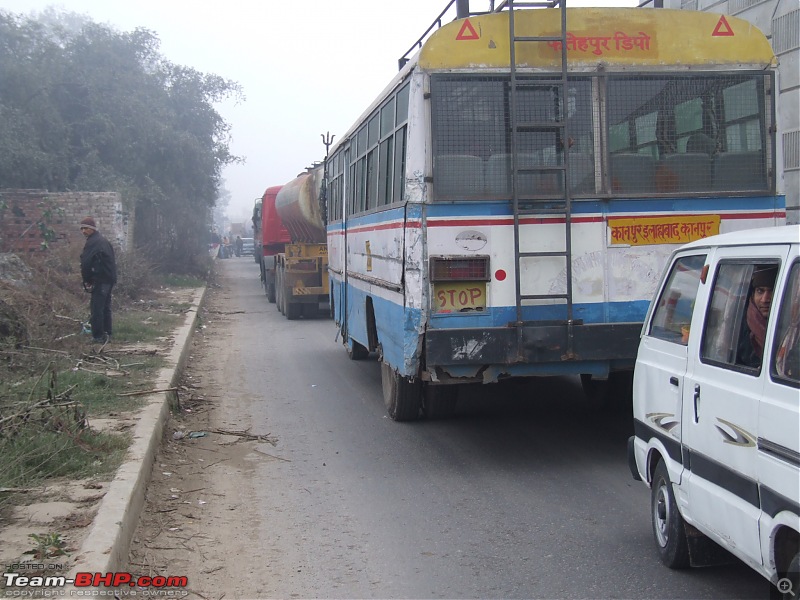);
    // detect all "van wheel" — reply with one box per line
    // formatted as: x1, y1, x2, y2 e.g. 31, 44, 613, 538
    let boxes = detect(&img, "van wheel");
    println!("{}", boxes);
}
775, 551, 800, 600
381, 361, 421, 422
651, 459, 690, 569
